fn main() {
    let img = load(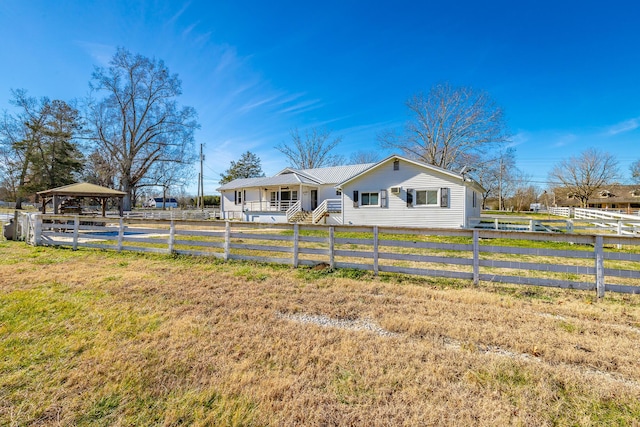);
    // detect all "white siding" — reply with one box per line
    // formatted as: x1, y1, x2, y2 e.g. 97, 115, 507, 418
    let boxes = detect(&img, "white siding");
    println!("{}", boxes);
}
317, 184, 340, 204
221, 189, 261, 219
464, 187, 481, 226
249, 213, 287, 223
341, 159, 467, 228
